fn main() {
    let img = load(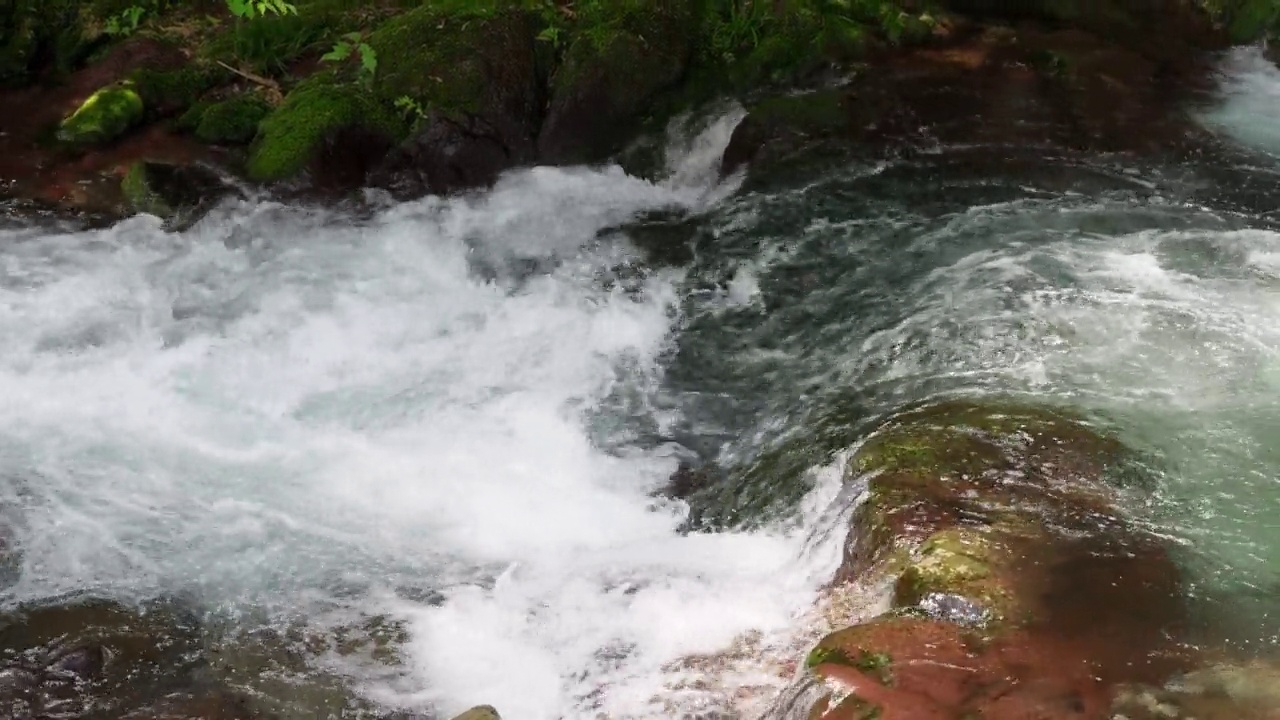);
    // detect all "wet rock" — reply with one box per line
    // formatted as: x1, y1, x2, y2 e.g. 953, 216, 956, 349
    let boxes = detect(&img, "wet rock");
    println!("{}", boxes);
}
720, 89, 851, 179
366, 7, 541, 199
201, 617, 406, 719
121, 161, 240, 232
119, 690, 266, 720
247, 76, 401, 184
56, 85, 145, 145
799, 401, 1195, 718
537, 4, 695, 166
0, 595, 203, 718
1111, 661, 1280, 720
450, 707, 501, 720
370, 113, 514, 200
721, 22, 1225, 187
